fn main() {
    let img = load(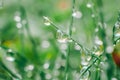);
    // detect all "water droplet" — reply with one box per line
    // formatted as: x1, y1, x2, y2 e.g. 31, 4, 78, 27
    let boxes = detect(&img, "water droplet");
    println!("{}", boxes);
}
106, 46, 113, 53
14, 15, 21, 22
41, 40, 50, 48
86, 3, 92, 8
7, 49, 13, 53
6, 56, 15, 62
81, 59, 89, 66
16, 23, 22, 29
95, 36, 103, 45
81, 54, 89, 66
94, 51, 102, 56
115, 32, 120, 37
68, 39, 73, 43
80, 66, 90, 80
74, 43, 81, 50
56, 30, 68, 43
87, 56, 91, 61
72, 10, 82, 19
91, 14, 95, 18
114, 21, 120, 41
95, 28, 99, 32
25, 64, 34, 71
111, 77, 118, 80
45, 73, 52, 79
43, 16, 51, 26
115, 21, 120, 29
43, 62, 50, 69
